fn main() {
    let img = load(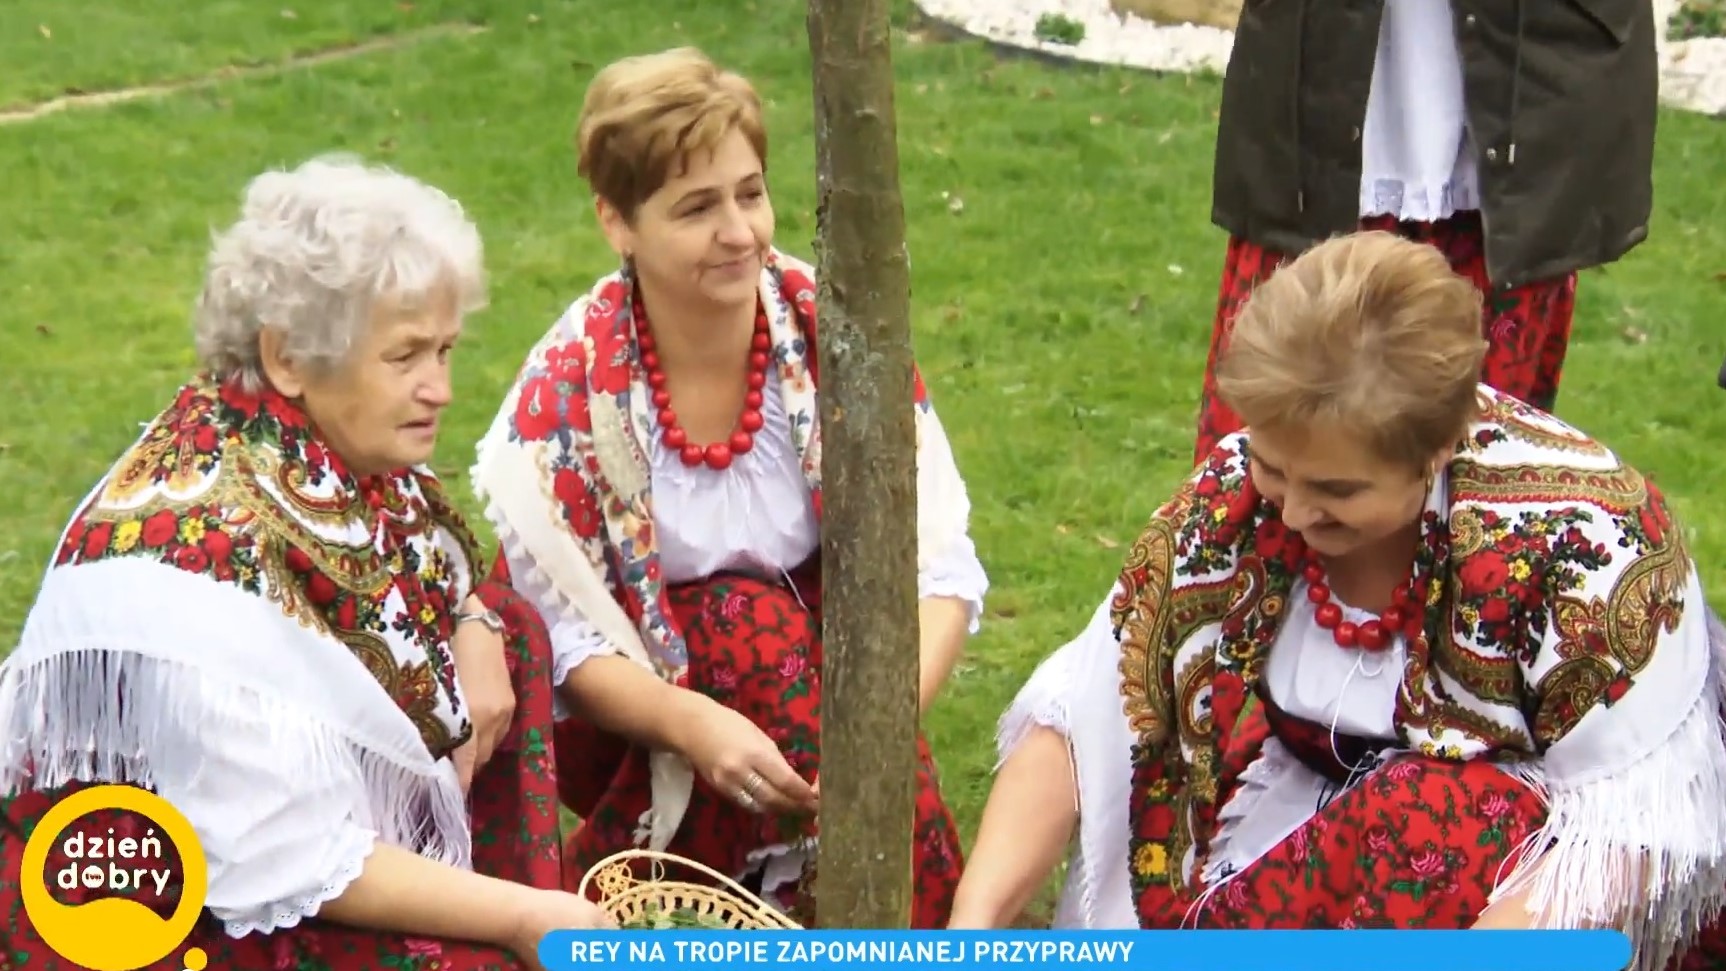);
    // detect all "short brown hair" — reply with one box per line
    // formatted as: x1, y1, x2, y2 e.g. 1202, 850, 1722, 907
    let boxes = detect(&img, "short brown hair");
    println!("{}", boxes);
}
1215, 231, 1489, 470
575, 47, 768, 222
